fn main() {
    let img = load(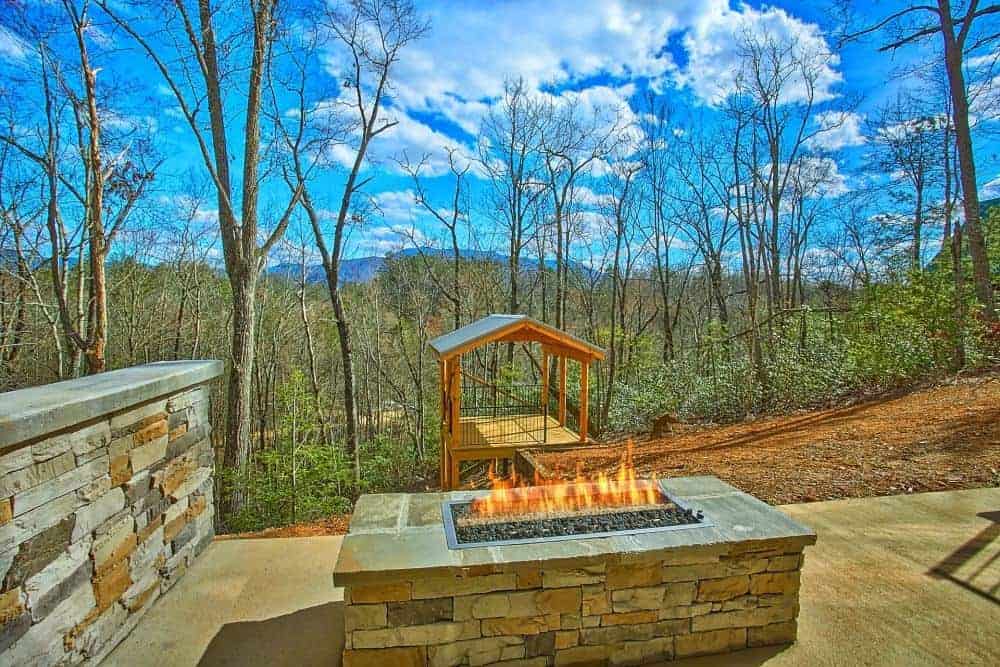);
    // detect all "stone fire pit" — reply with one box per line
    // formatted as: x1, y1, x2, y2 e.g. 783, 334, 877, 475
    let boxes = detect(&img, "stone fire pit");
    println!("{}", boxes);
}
333, 476, 815, 666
